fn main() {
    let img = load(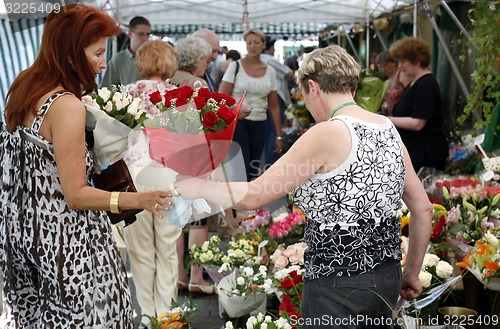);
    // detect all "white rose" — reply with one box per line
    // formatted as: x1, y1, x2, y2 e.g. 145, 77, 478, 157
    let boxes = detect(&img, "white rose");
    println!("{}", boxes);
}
256, 313, 264, 322
121, 93, 132, 108
130, 98, 142, 113
224, 321, 234, 329
104, 102, 113, 113
97, 87, 111, 102
418, 271, 432, 288
436, 260, 454, 278
261, 323, 268, 329
236, 276, 245, 285
422, 253, 440, 268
